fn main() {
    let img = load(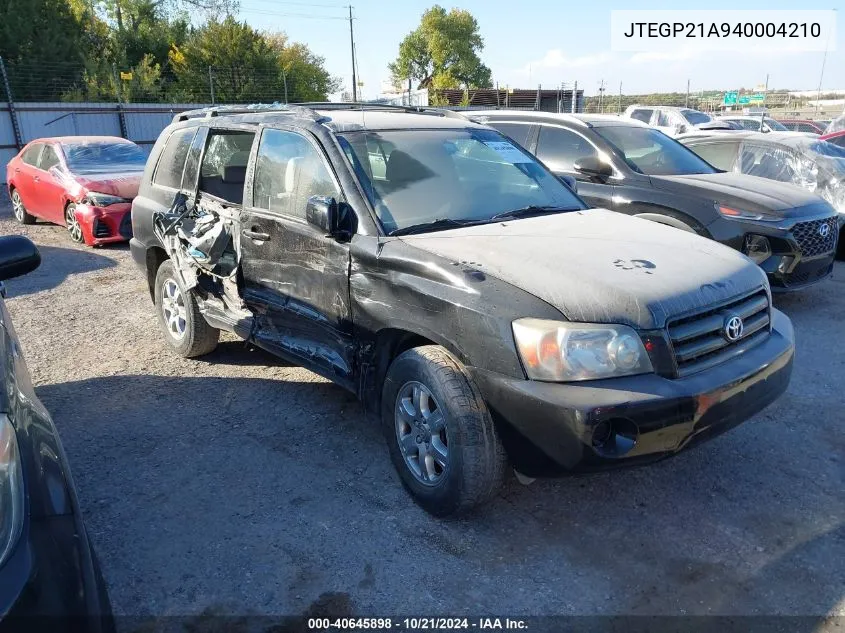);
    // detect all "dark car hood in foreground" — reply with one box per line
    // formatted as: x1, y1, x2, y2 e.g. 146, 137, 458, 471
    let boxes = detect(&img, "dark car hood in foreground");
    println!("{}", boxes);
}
650, 172, 830, 219
73, 171, 143, 199
399, 209, 768, 330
